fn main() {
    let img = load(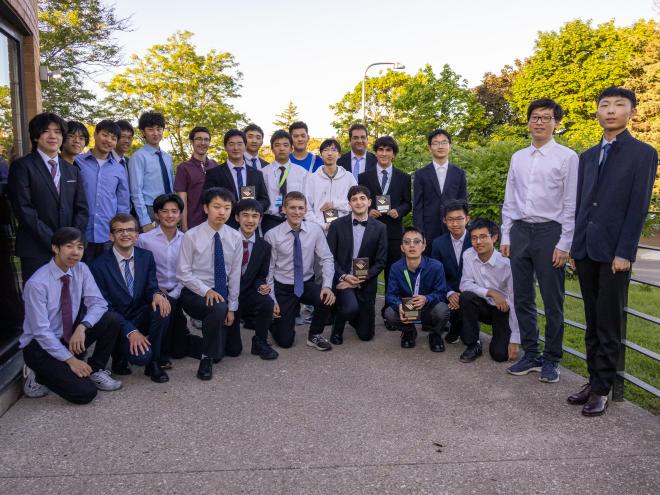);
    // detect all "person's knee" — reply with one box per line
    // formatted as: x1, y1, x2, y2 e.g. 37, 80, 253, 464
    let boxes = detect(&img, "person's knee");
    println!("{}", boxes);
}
383, 306, 398, 324
128, 348, 153, 366
490, 346, 508, 363
273, 331, 294, 349
357, 329, 374, 341
459, 291, 478, 304
67, 381, 98, 405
